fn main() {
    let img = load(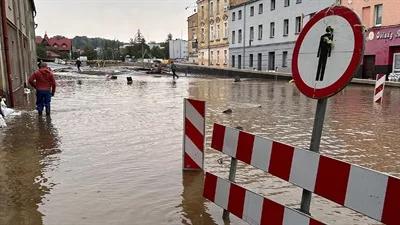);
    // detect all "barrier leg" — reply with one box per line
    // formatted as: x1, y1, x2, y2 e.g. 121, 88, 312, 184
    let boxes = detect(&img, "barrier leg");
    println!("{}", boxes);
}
300, 98, 328, 214
222, 158, 238, 221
